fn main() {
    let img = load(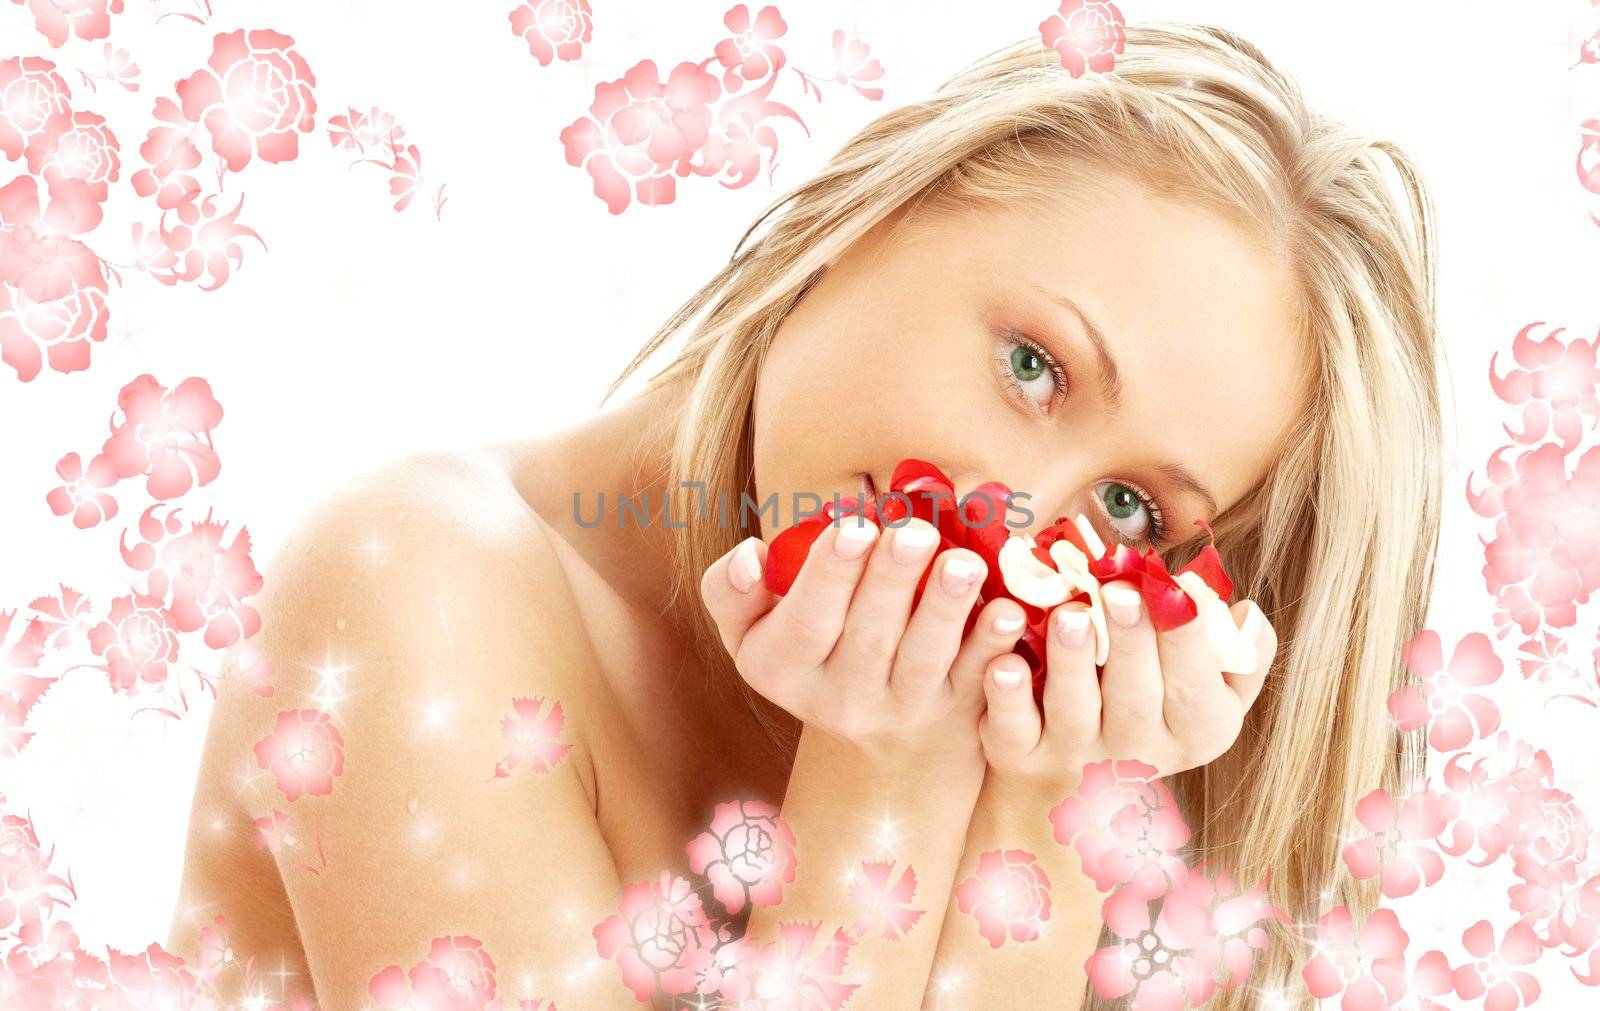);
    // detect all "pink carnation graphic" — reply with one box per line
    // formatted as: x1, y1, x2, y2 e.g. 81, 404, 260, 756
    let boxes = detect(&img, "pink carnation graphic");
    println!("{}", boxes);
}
0, 56, 74, 162
491, 694, 573, 777
9, 0, 124, 49
684, 797, 799, 915
0, 611, 55, 756
1039, 0, 1127, 78
327, 106, 448, 218
175, 29, 318, 174
508, 0, 594, 66
46, 451, 118, 529
117, 505, 264, 650
1341, 788, 1457, 898
704, 921, 860, 1010
593, 871, 719, 1002
252, 707, 346, 802
0, 175, 111, 382
1386, 630, 1504, 753
1049, 758, 1191, 898
953, 847, 1052, 948
846, 859, 923, 941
